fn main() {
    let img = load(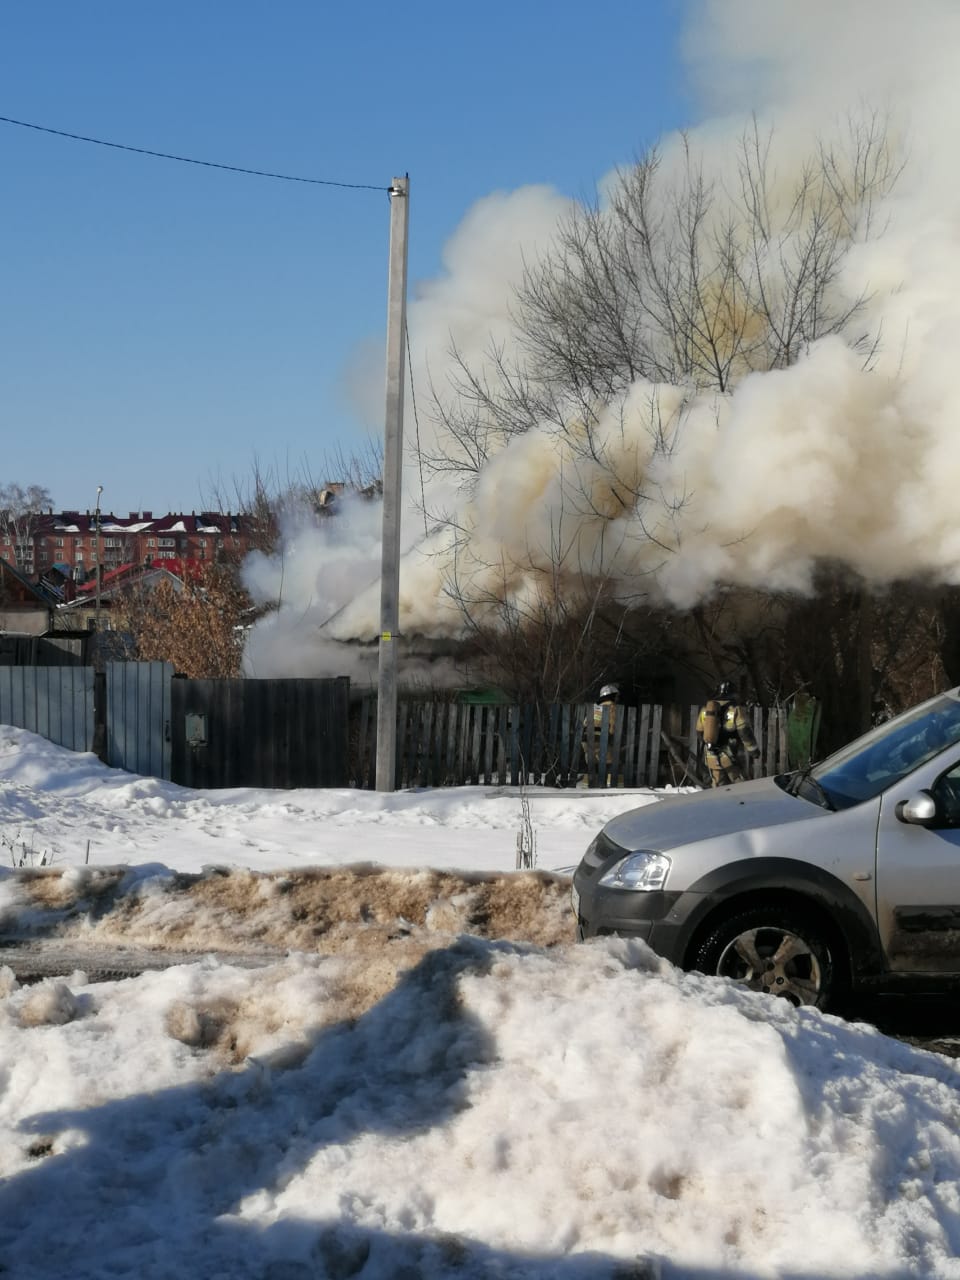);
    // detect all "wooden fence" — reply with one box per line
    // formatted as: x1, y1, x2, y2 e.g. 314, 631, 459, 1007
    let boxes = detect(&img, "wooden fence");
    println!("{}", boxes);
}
351, 699, 791, 790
